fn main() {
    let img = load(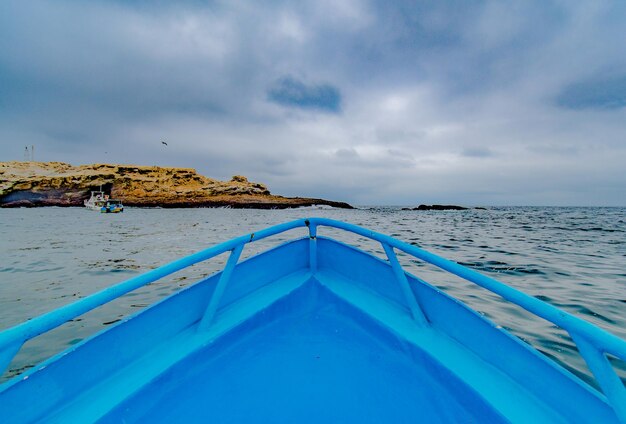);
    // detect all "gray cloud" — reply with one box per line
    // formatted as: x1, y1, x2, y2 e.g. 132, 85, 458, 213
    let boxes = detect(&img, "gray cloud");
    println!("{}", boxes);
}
335, 148, 359, 160
1, 0, 626, 205
461, 147, 495, 158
